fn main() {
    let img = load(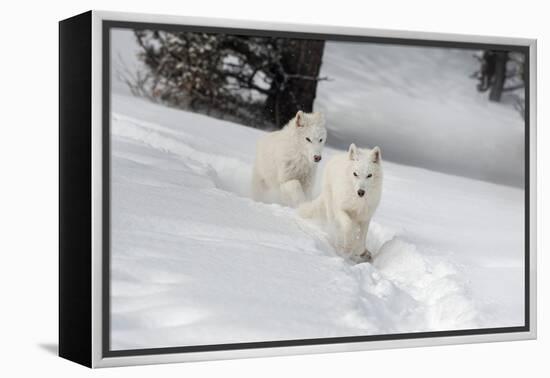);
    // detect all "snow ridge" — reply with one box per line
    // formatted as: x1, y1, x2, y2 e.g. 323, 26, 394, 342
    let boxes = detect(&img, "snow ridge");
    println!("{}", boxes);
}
110, 104, 481, 349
